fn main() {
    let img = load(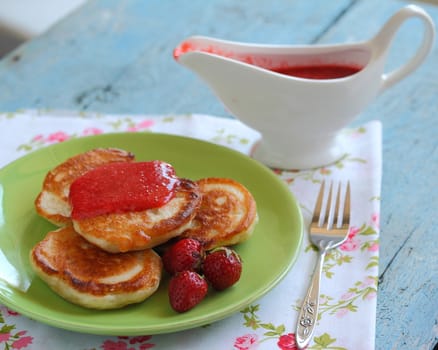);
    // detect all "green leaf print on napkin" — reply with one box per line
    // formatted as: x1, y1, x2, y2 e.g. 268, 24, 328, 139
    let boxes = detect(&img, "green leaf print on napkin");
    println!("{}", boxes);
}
238, 305, 347, 349
0, 307, 33, 349
312, 333, 347, 350
318, 275, 378, 319
211, 128, 250, 145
